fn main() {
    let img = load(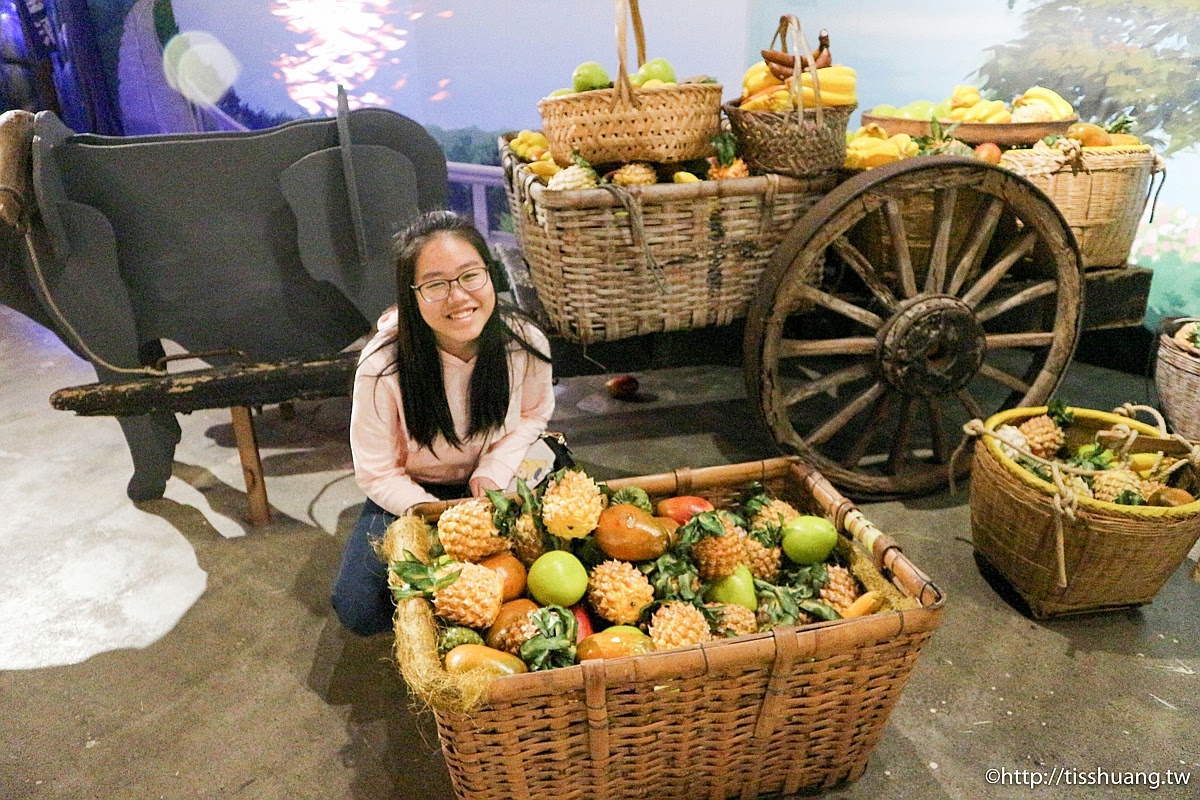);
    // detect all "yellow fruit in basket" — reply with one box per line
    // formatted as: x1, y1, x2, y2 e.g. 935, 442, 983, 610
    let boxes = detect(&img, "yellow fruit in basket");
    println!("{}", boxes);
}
526, 160, 562, 180
950, 84, 982, 110
798, 65, 857, 95
672, 171, 701, 183
1065, 121, 1112, 147
639, 78, 666, 89
1109, 132, 1142, 145
741, 60, 783, 99
1011, 100, 1055, 123
740, 84, 792, 111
